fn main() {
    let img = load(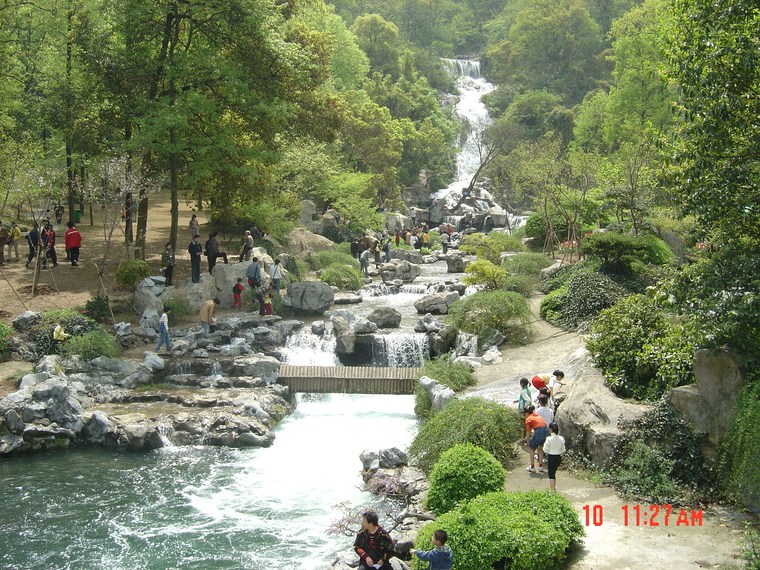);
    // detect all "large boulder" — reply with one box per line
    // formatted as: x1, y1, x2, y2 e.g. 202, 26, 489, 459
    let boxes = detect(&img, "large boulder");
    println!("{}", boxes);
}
160, 274, 216, 312
330, 309, 377, 334
367, 307, 402, 329
414, 291, 460, 315
283, 228, 335, 257
331, 316, 355, 354
287, 281, 335, 314
300, 200, 318, 226
380, 260, 421, 283
428, 325, 458, 357
12, 310, 41, 331
133, 286, 164, 315
418, 376, 455, 411
227, 354, 281, 384
212, 262, 250, 308
445, 253, 468, 273
391, 249, 424, 264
